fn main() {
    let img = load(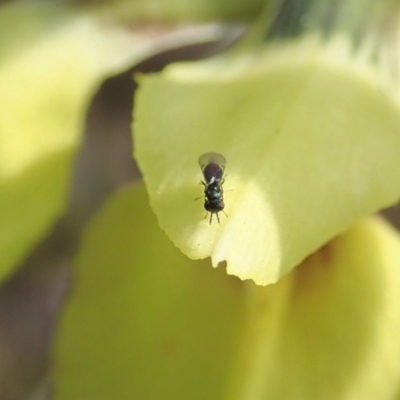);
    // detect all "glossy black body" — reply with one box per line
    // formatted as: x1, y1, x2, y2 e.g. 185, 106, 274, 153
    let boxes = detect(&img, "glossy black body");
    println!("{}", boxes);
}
198, 152, 226, 224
